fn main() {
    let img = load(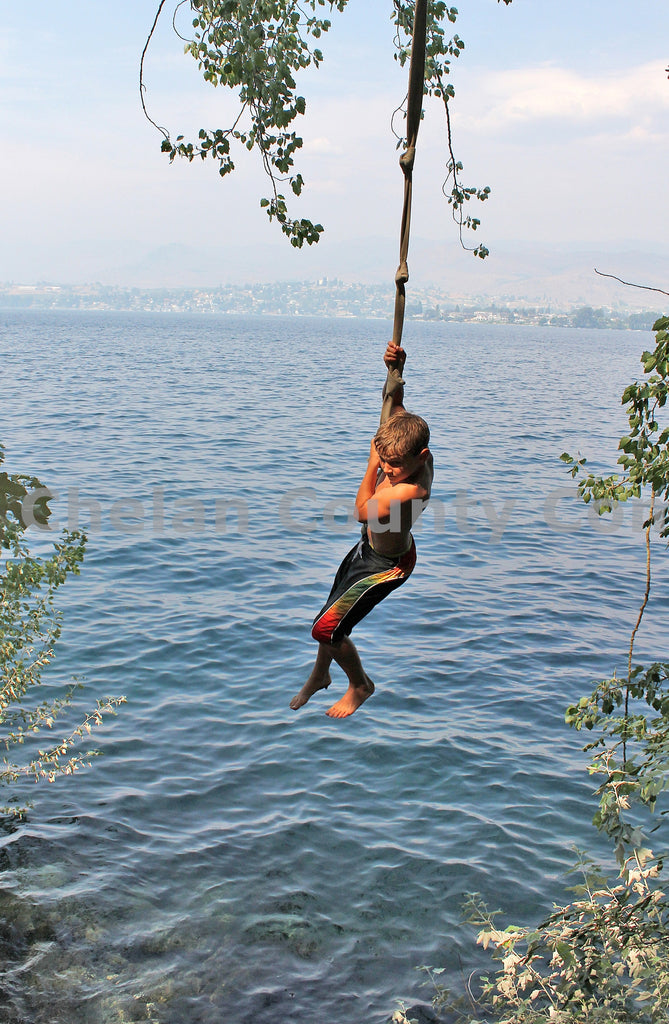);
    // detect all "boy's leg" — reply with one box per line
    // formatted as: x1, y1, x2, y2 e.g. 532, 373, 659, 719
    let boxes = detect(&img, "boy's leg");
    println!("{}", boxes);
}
289, 636, 374, 718
325, 636, 375, 719
292, 532, 412, 716
289, 643, 334, 710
